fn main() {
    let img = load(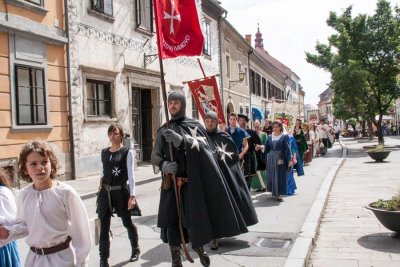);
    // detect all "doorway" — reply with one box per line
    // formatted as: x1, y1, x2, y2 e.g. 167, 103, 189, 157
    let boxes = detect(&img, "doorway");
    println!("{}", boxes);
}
132, 88, 153, 162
